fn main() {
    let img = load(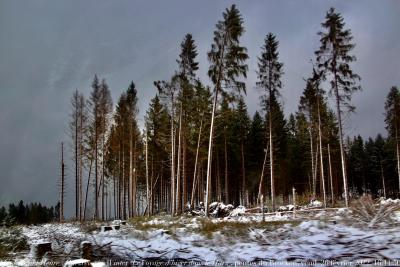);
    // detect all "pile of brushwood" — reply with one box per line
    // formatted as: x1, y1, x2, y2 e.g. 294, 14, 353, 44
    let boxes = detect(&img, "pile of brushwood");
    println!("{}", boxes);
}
188, 202, 246, 218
